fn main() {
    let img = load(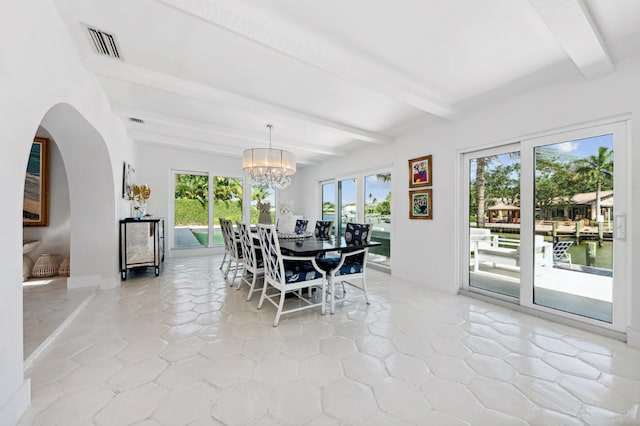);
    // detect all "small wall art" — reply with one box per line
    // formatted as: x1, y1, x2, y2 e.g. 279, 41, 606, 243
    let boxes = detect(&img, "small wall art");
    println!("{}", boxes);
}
122, 161, 135, 199
23, 137, 49, 227
408, 154, 432, 188
409, 188, 432, 220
